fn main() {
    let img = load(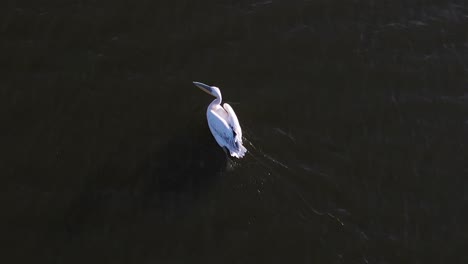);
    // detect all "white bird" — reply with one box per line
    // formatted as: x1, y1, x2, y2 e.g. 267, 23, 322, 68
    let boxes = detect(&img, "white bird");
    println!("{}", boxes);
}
193, 81, 247, 158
